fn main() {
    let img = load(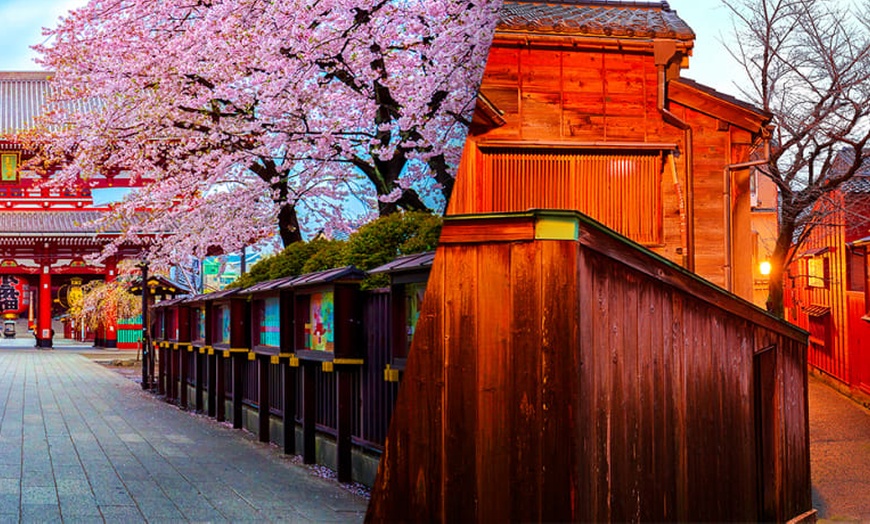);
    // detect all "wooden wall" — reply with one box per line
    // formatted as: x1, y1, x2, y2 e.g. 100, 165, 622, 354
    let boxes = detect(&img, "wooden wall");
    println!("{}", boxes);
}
788, 191, 870, 396
788, 200, 846, 380
367, 211, 811, 522
450, 42, 765, 301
